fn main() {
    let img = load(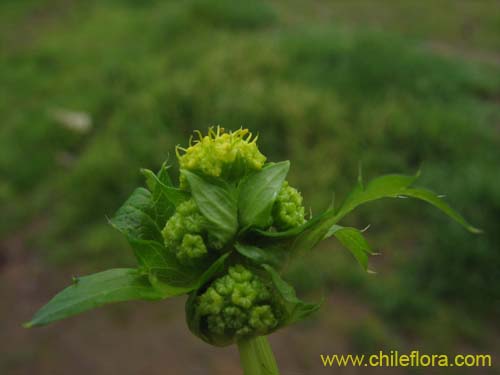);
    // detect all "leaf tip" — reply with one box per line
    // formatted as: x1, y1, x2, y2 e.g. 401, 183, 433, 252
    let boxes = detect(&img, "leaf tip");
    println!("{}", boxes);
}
139, 168, 152, 179
22, 321, 34, 329
414, 168, 422, 180
161, 156, 171, 168
469, 226, 483, 235
361, 224, 371, 233
357, 161, 364, 187
328, 192, 335, 212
